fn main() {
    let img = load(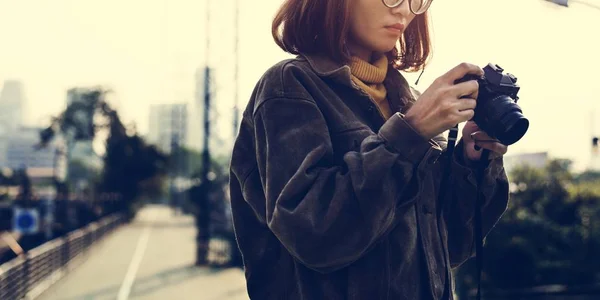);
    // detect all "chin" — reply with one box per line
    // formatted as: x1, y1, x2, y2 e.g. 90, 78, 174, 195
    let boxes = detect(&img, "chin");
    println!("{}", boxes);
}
374, 43, 397, 54
370, 39, 398, 54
